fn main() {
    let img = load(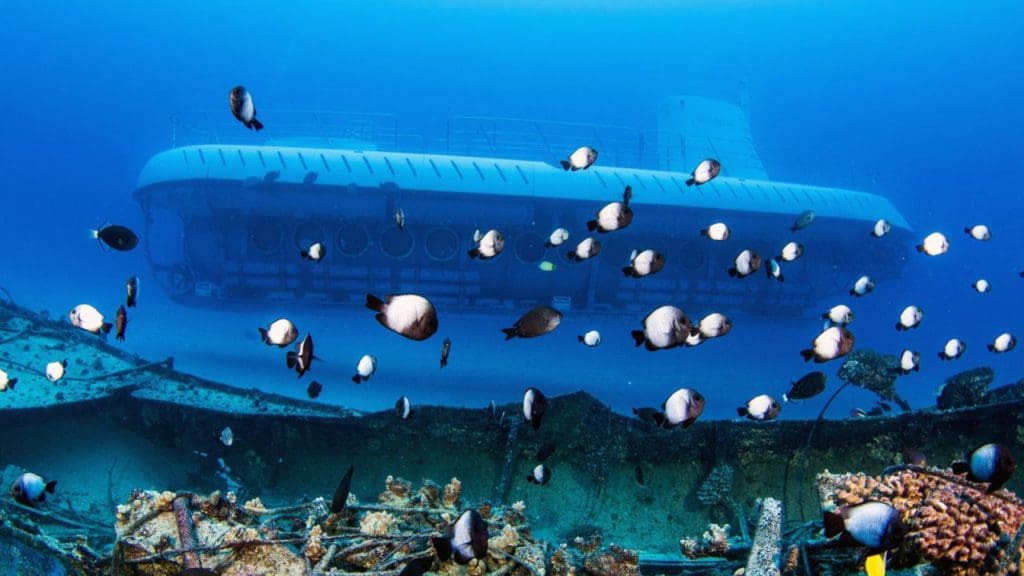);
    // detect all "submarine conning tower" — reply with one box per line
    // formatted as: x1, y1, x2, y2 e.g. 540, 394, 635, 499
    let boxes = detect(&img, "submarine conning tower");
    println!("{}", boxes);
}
133, 96, 911, 316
